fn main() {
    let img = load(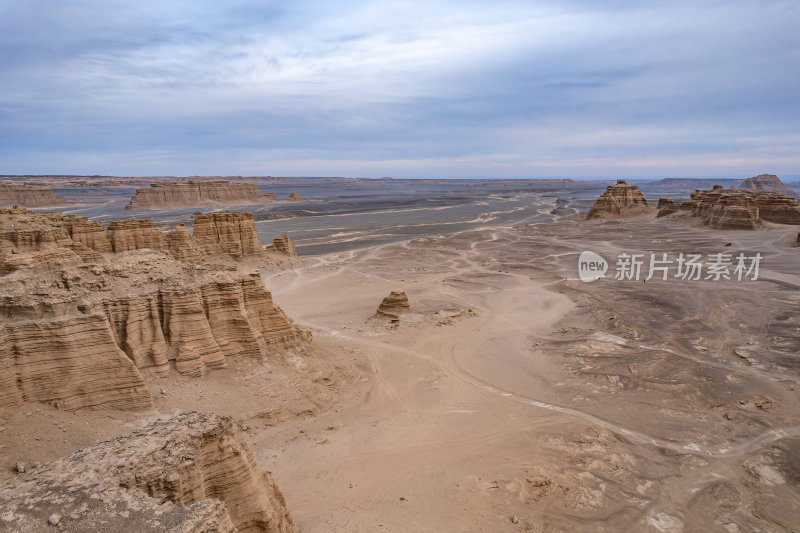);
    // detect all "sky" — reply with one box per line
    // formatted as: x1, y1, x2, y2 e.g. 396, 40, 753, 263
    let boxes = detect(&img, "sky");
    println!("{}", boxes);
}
1, 0, 799, 178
